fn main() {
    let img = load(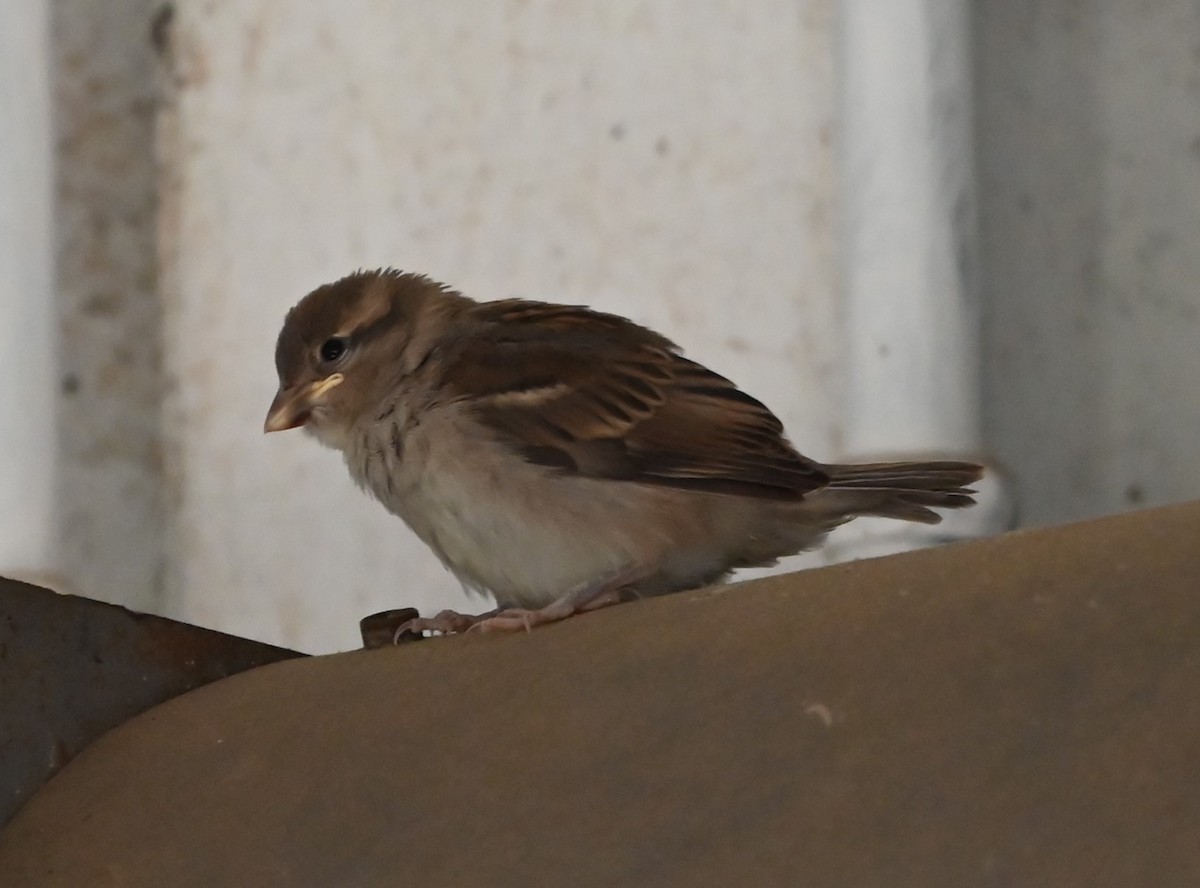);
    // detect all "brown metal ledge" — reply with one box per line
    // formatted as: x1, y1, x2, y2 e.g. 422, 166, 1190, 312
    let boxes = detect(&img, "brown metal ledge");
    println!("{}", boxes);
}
0, 578, 301, 828
2, 501, 1199, 886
